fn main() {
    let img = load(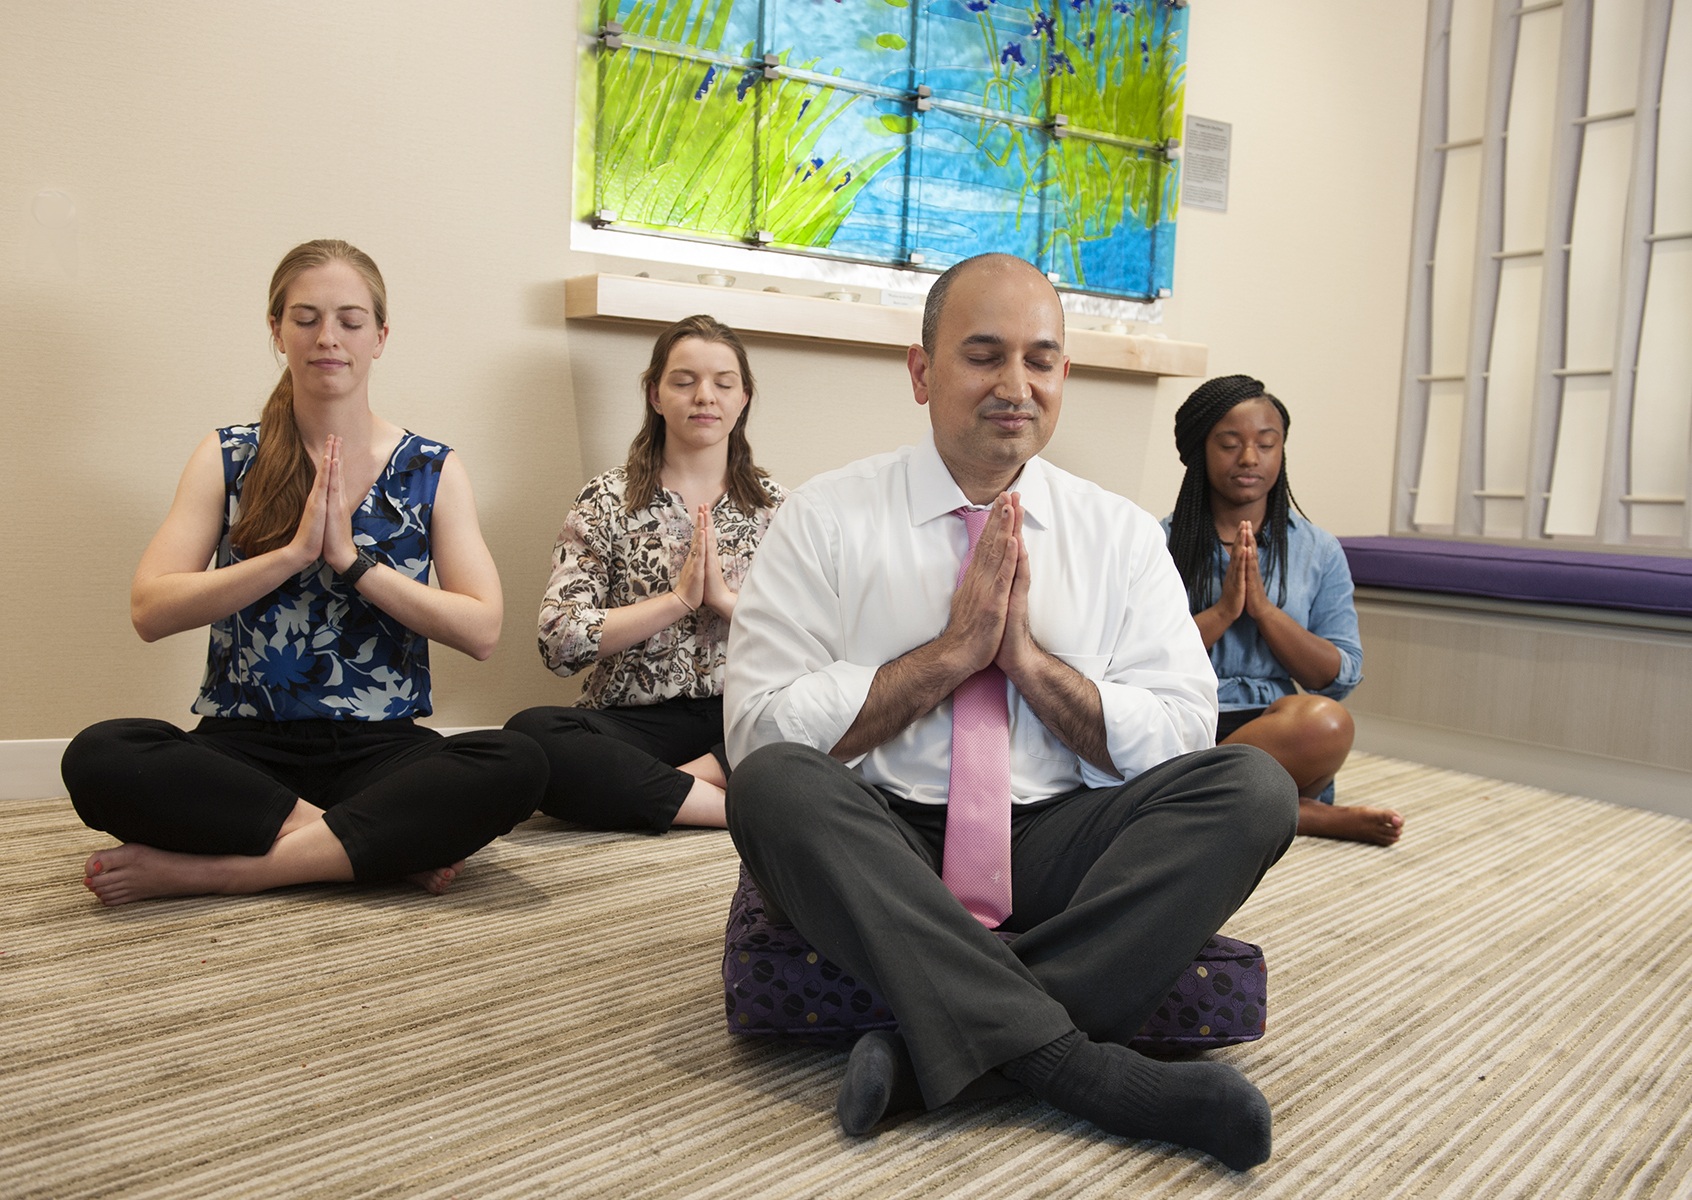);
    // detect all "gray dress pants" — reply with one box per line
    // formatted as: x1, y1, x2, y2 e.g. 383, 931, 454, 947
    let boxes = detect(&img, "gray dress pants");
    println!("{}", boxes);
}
726, 741, 1298, 1107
